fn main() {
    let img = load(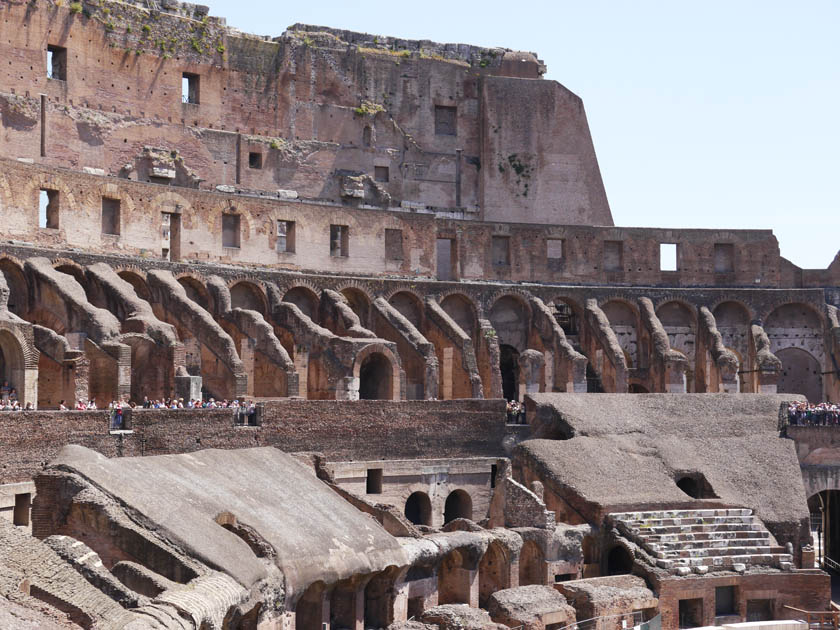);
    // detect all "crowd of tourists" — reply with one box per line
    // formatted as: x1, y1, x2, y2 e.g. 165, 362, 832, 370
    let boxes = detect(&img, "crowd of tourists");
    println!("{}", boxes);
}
788, 401, 840, 426
506, 399, 525, 424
